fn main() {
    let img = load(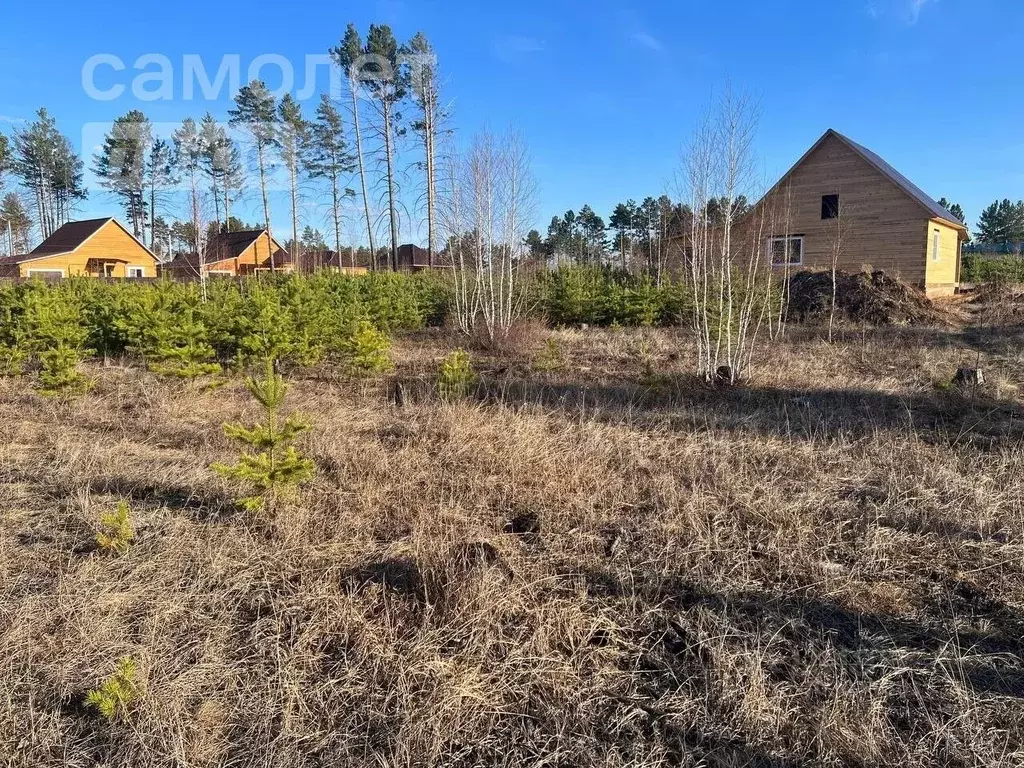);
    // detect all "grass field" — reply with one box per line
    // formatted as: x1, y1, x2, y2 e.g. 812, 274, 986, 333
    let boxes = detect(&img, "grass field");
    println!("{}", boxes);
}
2, 315, 1023, 766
